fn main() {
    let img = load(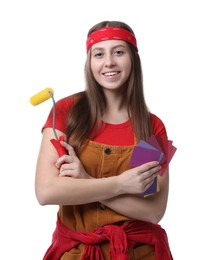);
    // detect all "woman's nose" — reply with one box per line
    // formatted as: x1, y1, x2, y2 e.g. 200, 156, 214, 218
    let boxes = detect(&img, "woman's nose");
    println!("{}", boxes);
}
105, 54, 115, 67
